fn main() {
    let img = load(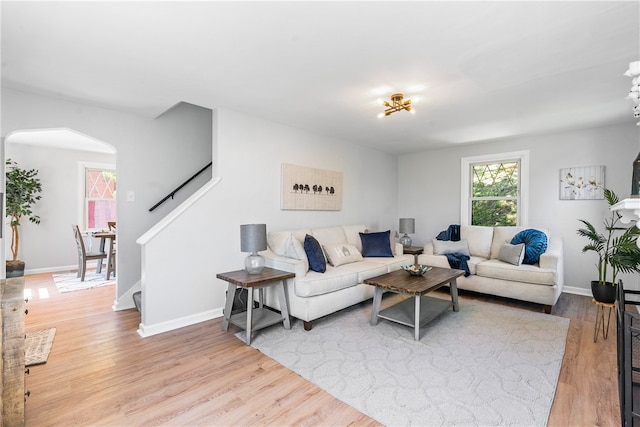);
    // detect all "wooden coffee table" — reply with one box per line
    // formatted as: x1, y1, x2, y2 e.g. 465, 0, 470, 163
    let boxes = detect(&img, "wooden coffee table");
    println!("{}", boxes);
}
364, 266, 465, 340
